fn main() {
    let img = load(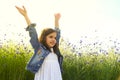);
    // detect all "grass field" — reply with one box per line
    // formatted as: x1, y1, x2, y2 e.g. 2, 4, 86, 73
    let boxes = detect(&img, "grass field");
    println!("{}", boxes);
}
0, 40, 120, 80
